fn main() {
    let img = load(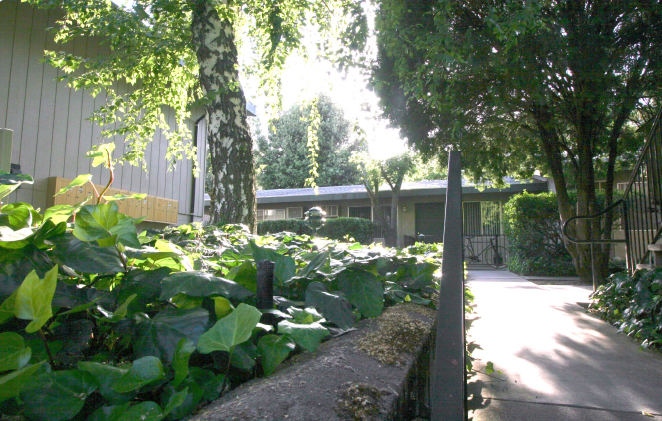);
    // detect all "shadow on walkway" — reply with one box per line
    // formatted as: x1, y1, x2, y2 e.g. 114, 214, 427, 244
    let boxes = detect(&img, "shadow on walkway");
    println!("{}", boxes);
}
466, 270, 662, 421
